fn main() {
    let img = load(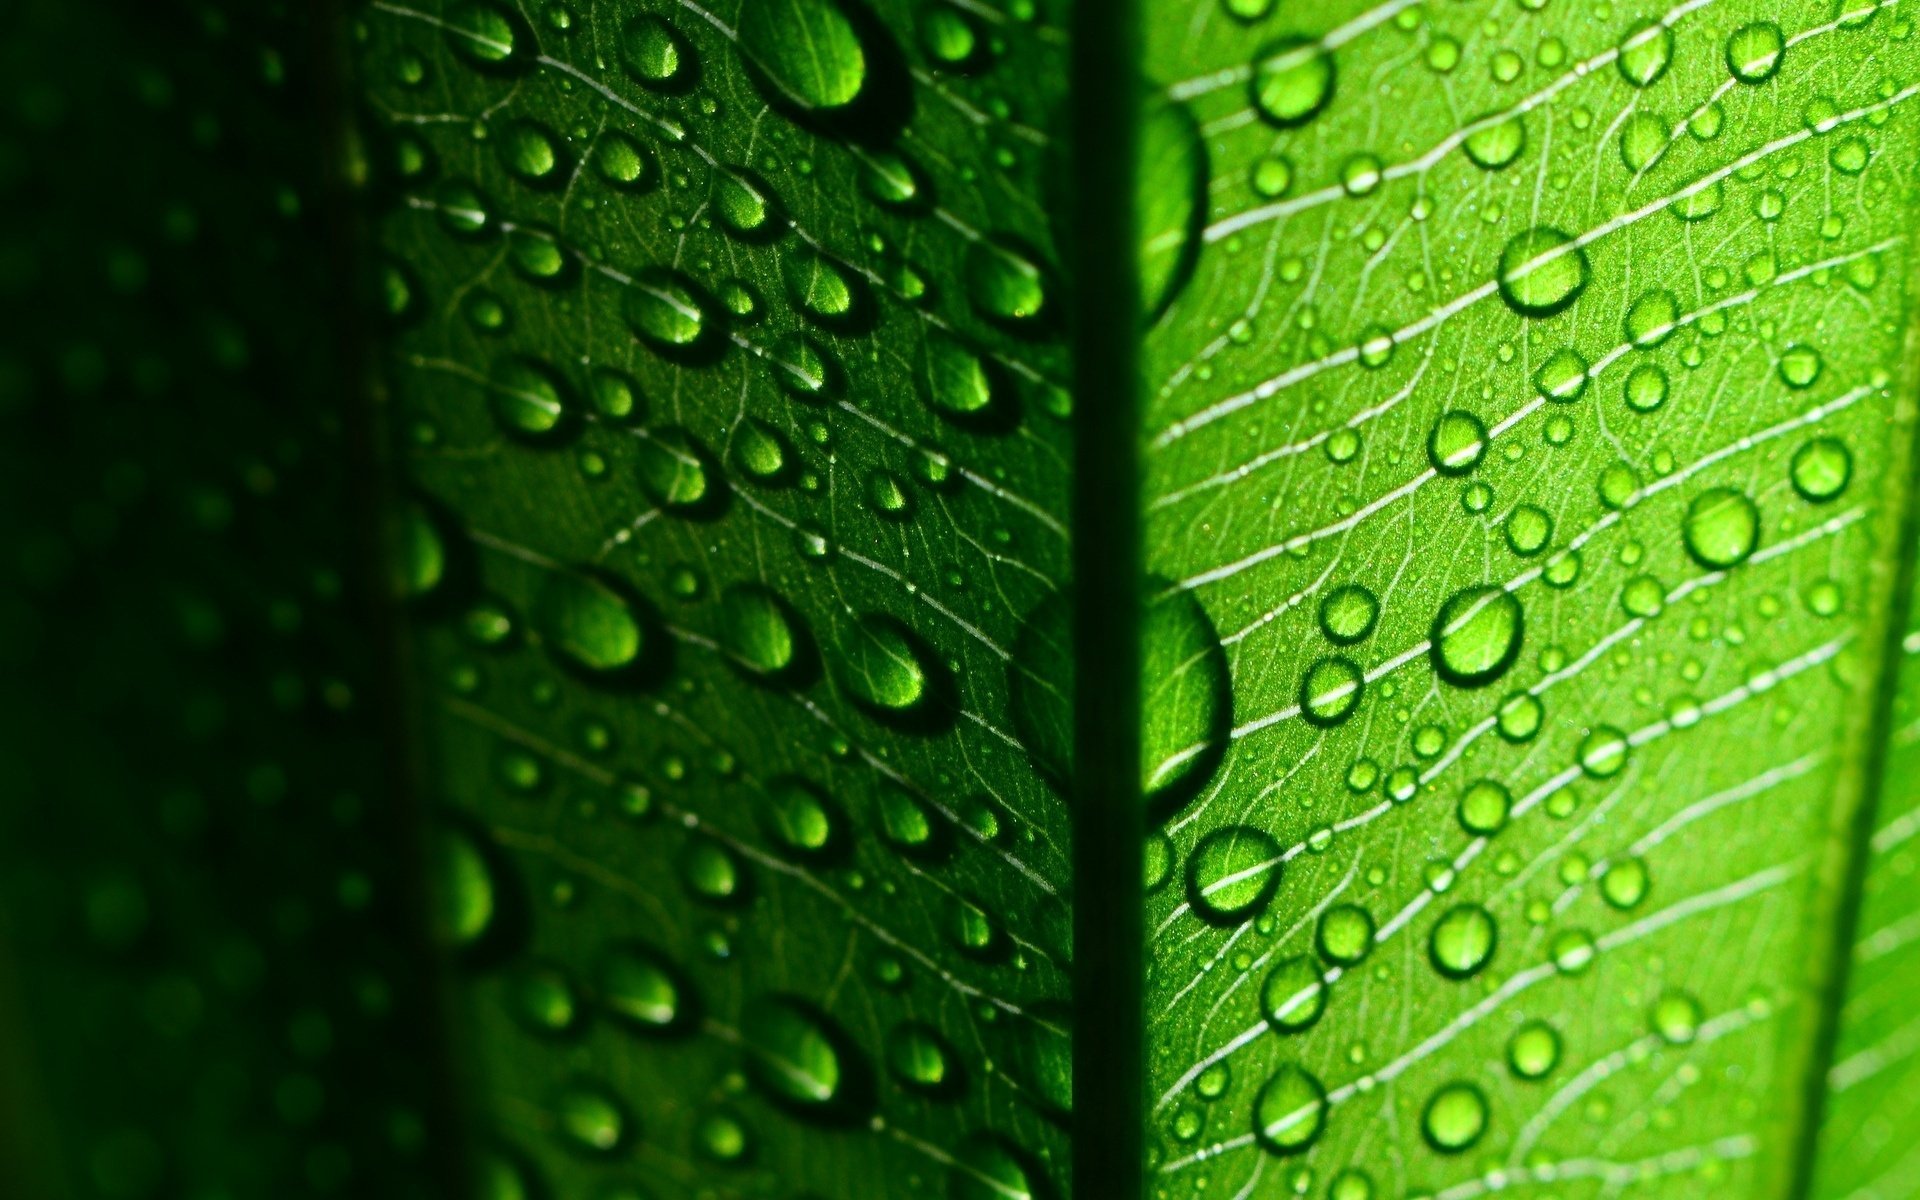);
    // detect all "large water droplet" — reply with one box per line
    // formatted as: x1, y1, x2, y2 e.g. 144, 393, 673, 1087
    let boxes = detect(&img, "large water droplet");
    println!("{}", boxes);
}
720, 584, 801, 679
635, 428, 719, 513
1508, 1021, 1560, 1078
742, 997, 846, 1109
1498, 227, 1588, 316
739, 0, 868, 110
1421, 1082, 1488, 1153
966, 237, 1047, 323
885, 1023, 952, 1092
491, 357, 571, 440
600, 944, 687, 1033
1142, 589, 1231, 805
1726, 21, 1784, 83
555, 1081, 627, 1153
535, 570, 644, 674
1429, 904, 1496, 978
1317, 904, 1374, 965
762, 777, 836, 857
837, 614, 936, 716
1431, 586, 1523, 688
1617, 20, 1674, 87
1250, 37, 1335, 127
1428, 410, 1488, 475
392, 500, 446, 600
1792, 438, 1851, 502
1253, 1064, 1326, 1155
1140, 99, 1206, 317
624, 269, 714, 353
1682, 487, 1759, 568
1463, 113, 1526, 170
1318, 583, 1379, 644
1300, 656, 1364, 726
923, 334, 994, 418
951, 1136, 1038, 1200
1261, 956, 1327, 1033
432, 827, 495, 948
1188, 825, 1283, 924
620, 15, 690, 88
